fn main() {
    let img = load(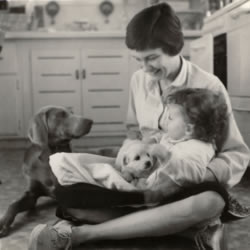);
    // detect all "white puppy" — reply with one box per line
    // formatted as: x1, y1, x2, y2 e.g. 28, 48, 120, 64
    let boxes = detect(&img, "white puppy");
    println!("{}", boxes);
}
115, 139, 170, 188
